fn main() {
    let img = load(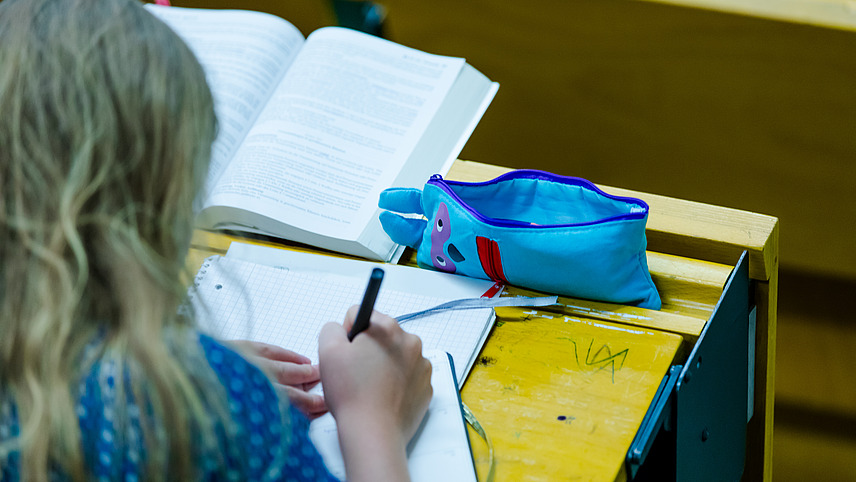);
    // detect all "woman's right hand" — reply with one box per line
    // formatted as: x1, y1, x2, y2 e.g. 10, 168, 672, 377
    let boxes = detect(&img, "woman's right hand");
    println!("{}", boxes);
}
318, 306, 432, 481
